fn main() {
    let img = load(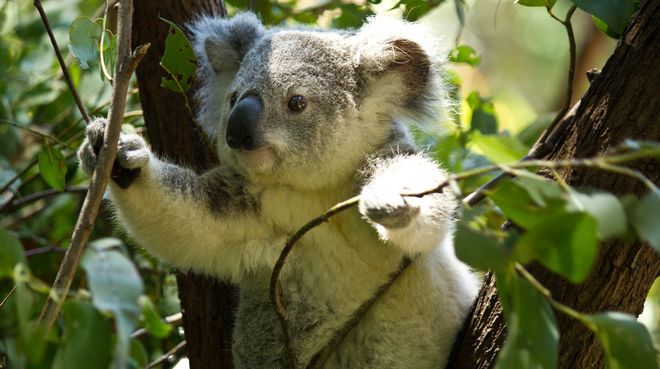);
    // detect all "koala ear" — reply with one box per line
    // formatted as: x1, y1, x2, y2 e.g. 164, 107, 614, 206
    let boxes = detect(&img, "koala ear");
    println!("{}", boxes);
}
353, 16, 446, 122
188, 13, 265, 142
190, 12, 265, 75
